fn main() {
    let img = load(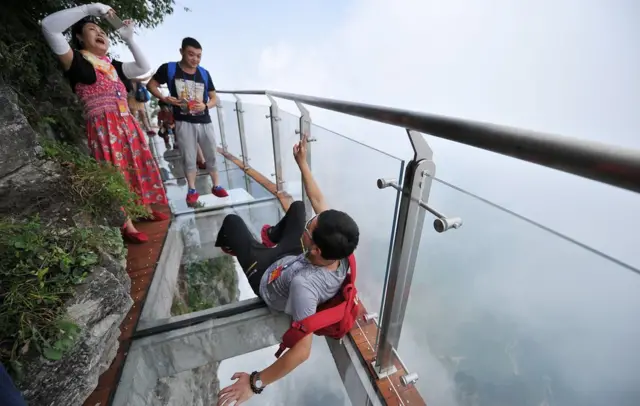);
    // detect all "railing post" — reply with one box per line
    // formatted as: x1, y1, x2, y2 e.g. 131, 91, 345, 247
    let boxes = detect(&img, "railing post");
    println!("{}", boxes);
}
294, 101, 314, 218
233, 94, 250, 170
215, 98, 228, 153
233, 94, 251, 191
373, 130, 436, 378
265, 95, 284, 193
